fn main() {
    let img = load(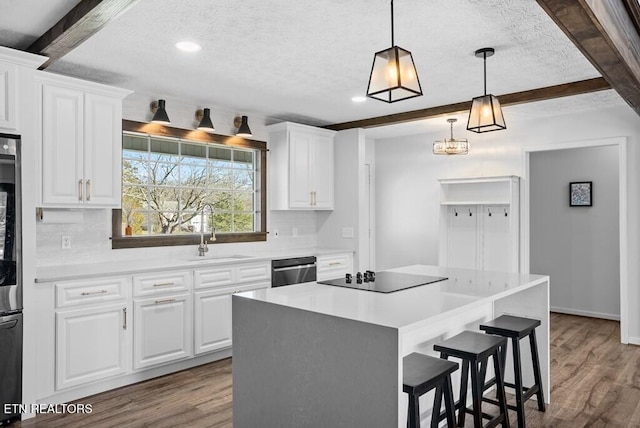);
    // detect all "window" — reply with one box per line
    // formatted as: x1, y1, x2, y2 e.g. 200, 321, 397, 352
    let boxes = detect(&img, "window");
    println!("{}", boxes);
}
112, 121, 267, 249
